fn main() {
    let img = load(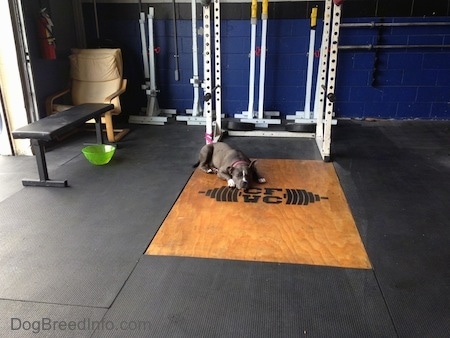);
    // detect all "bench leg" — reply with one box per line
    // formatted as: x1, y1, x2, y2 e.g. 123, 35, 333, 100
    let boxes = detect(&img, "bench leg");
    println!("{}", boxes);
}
95, 116, 104, 144
22, 139, 68, 187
